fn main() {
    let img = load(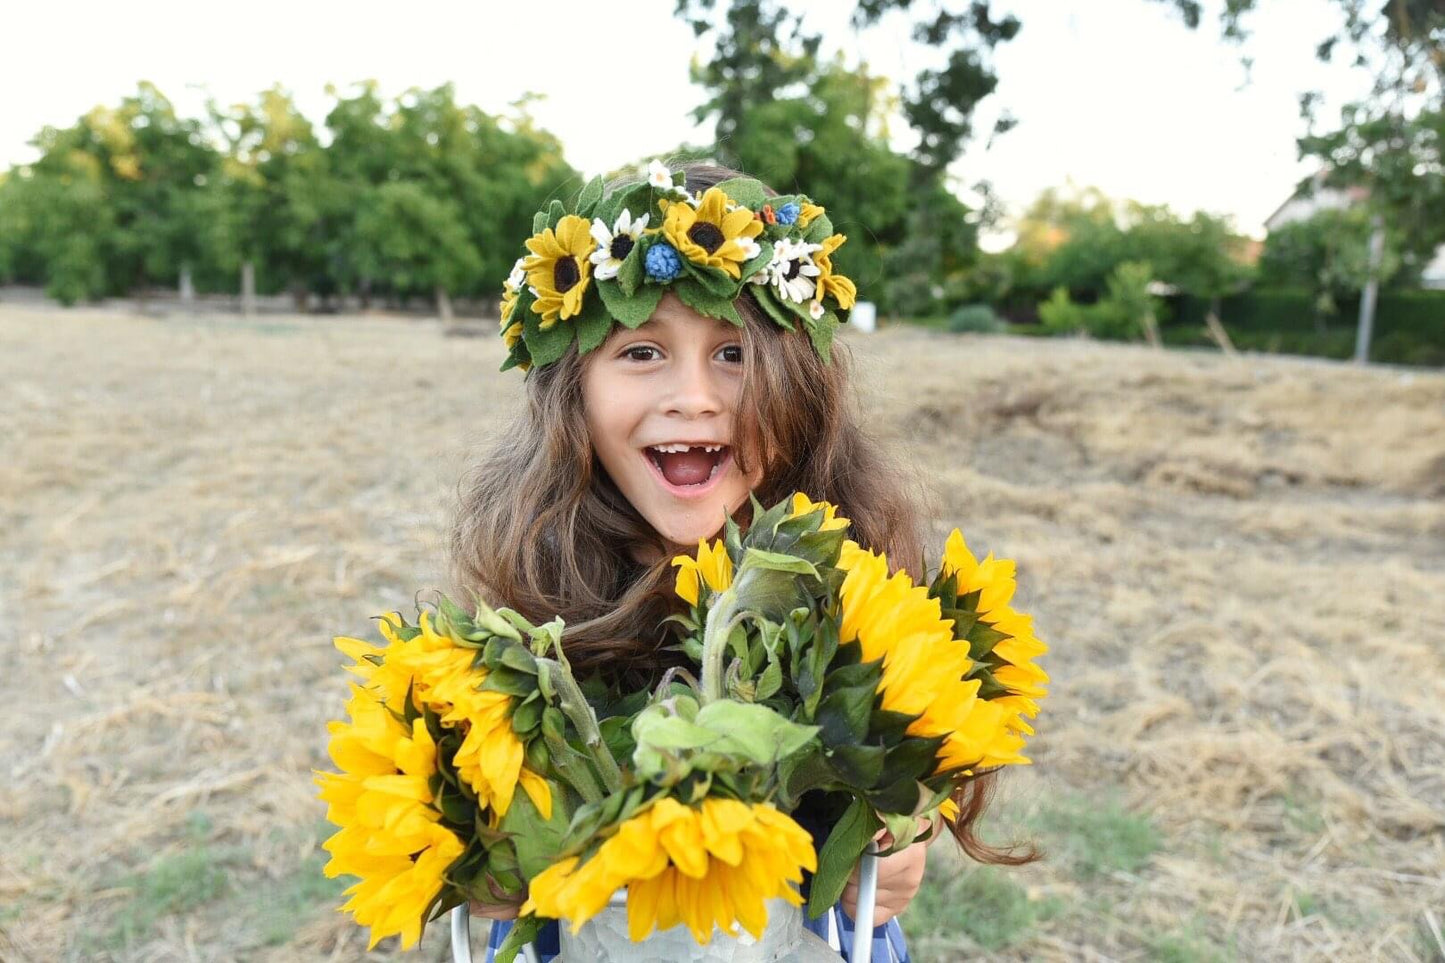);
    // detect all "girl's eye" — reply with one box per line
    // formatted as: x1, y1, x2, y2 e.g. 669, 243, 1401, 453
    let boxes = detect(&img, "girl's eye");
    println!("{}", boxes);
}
717, 345, 743, 364
622, 345, 660, 362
